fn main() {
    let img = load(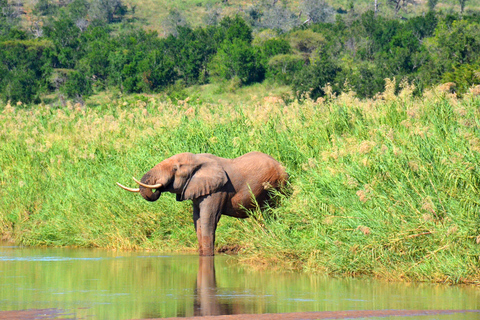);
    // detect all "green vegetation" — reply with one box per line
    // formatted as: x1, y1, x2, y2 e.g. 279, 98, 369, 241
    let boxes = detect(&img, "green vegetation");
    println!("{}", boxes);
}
1, 83, 480, 284
1, 0, 480, 284
1, 0, 480, 104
